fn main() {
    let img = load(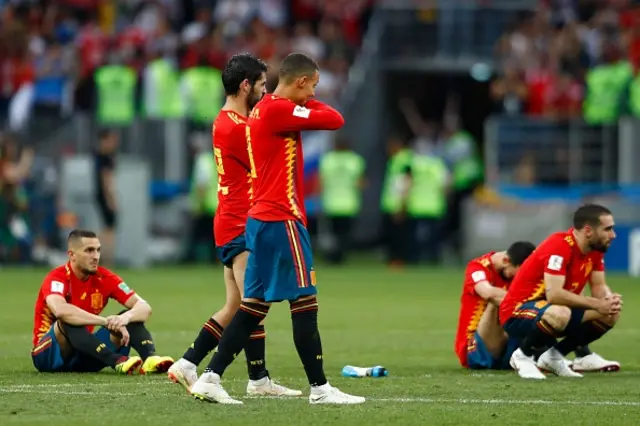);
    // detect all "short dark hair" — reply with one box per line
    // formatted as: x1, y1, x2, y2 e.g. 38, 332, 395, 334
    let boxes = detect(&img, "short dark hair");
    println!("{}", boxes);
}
506, 241, 536, 266
222, 53, 268, 96
68, 229, 98, 243
278, 53, 319, 84
573, 204, 612, 230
